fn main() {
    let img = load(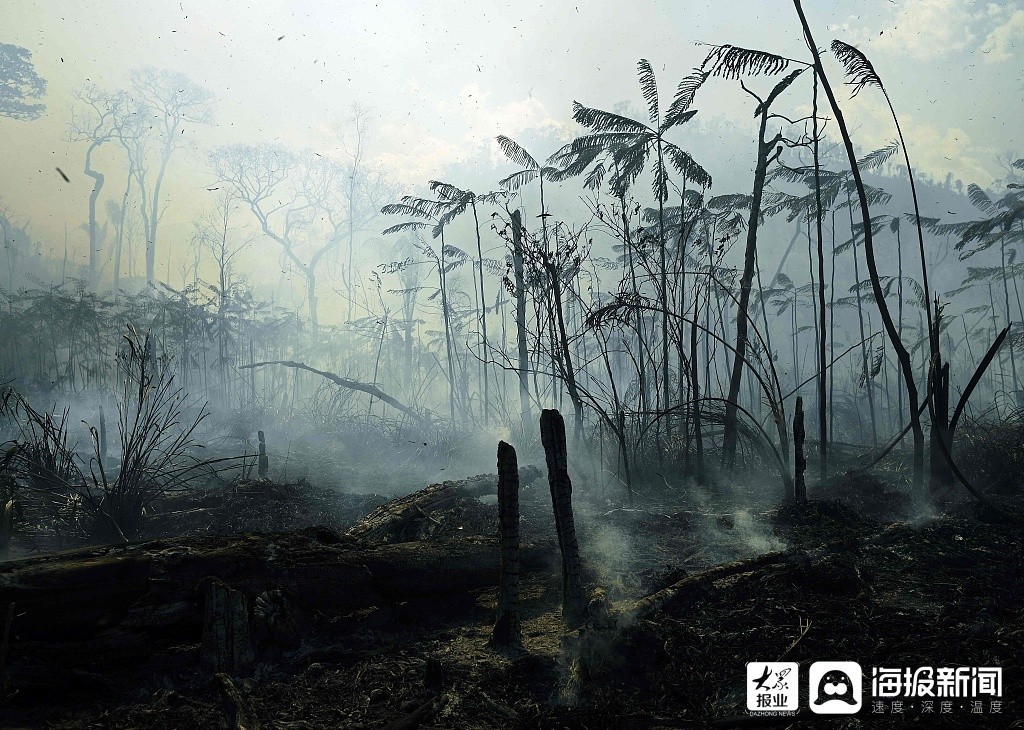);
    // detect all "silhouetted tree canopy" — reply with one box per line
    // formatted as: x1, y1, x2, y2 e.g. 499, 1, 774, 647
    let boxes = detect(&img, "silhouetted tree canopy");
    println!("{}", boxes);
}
0, 42, 46, 121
